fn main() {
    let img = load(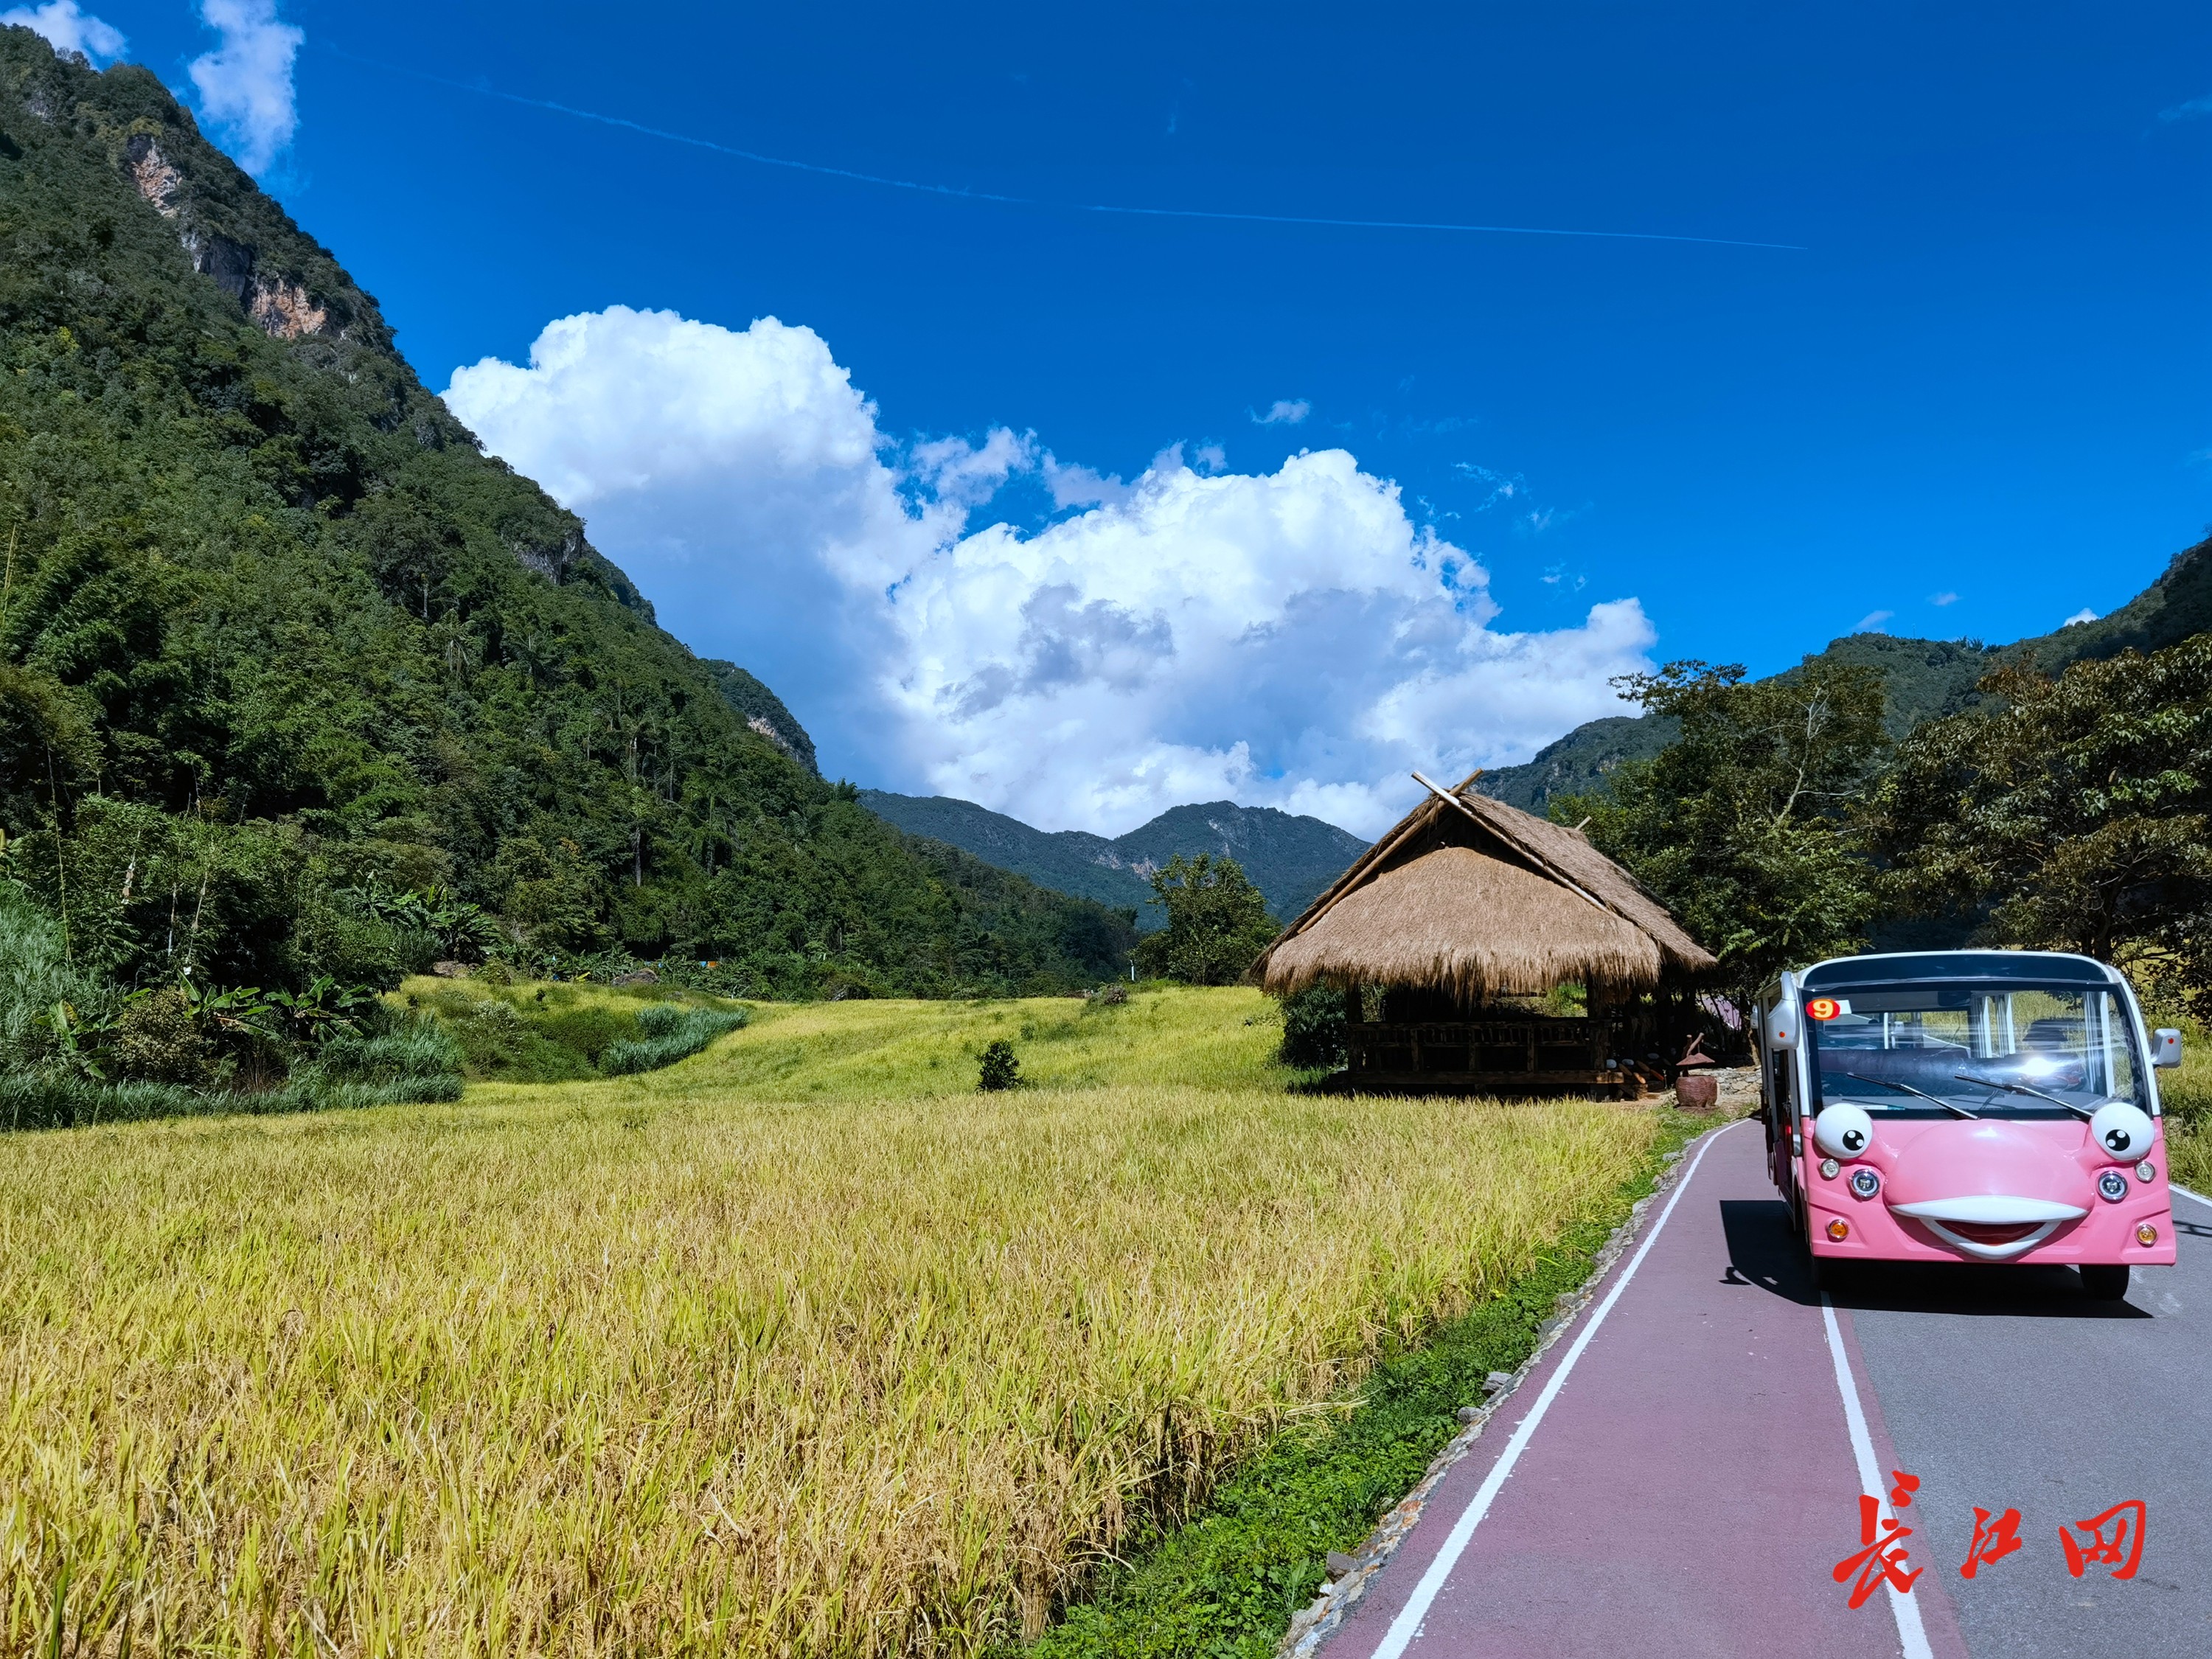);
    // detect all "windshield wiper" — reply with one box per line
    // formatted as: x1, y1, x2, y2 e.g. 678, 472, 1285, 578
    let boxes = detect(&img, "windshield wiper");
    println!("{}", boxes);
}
1839, 1071, 1978, 1119
1952, 1071, 2094, 1120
